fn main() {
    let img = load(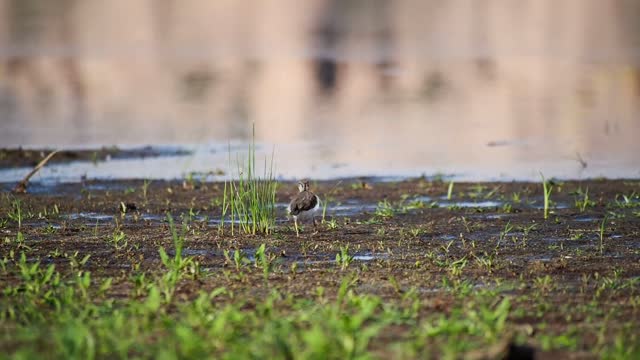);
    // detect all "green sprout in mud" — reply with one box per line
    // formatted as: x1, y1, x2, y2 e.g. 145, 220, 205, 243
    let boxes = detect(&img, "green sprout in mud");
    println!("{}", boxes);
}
110, 230, 127, 250
461, 216, 472, 233
511, 192, 522, 203
321, 199, 329, 223
67, 251, 90, 271
325, 219, 339, 230
498, 220, 513, 244
397, 195, 425, 213
335, 245, 354, 271
224, 248, 250, 271
8, 198, 23, 229
218, 182, 229, 235
573, 187, 595, 212
447, 257, 467, 277
486, 186, 501, 199
447, 180, 454, 200
182, 207, 198, 223
570, 232, 584, 241
141, 179, 152, 201
375, 199, 395, 218
158, 214, 200, 301
614, 191, 640, 208
38, 204, 60, 219
409, 227, 423, 238
319, 181, 344, 224
599, 216, 607, 256
540, 172, 553, 219
534, 275, 554, 293
254, 243, 275, 281
118, 201, 130, 217
440, 240, 454, 254
473, 252, 497, 273
501, 203, 513, 213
